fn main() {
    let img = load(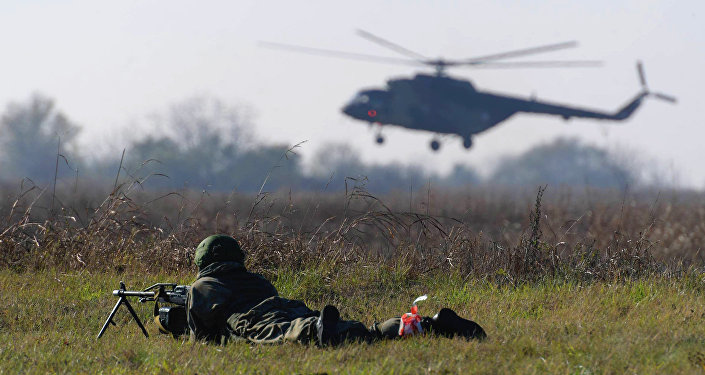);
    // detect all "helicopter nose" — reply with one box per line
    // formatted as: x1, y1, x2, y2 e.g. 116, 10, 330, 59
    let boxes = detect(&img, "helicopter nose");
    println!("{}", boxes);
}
342, 104, 353, 116
342, 103, 377, 121
342, 104, 361, 119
